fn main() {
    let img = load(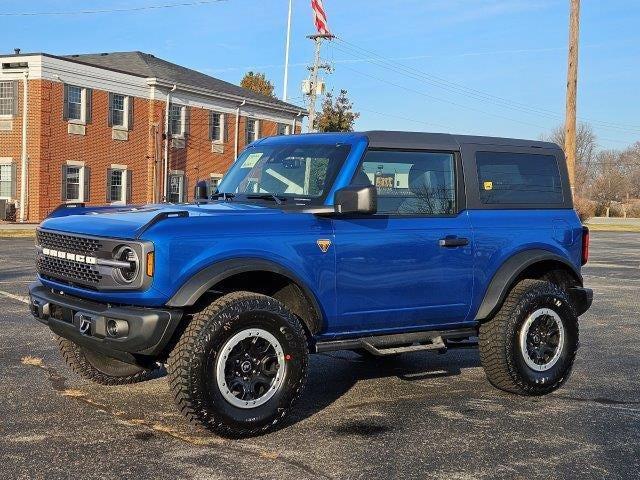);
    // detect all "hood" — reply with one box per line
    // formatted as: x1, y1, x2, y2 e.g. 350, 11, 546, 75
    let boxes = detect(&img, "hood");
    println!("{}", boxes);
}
39, 202, 277, 239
